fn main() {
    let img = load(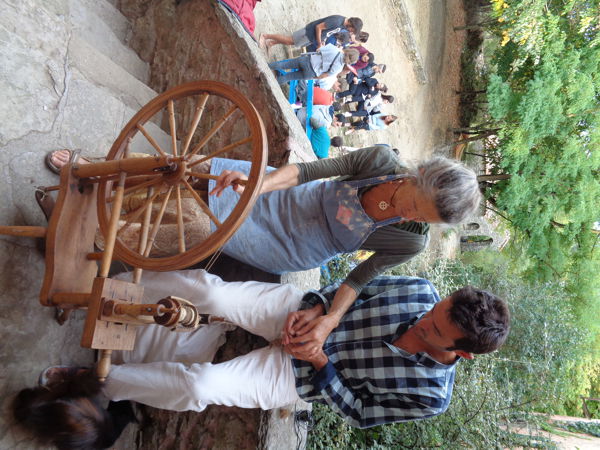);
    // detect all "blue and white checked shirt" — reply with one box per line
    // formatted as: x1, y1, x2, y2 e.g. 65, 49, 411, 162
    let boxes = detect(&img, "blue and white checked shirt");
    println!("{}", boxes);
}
292, 276, 458, 428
